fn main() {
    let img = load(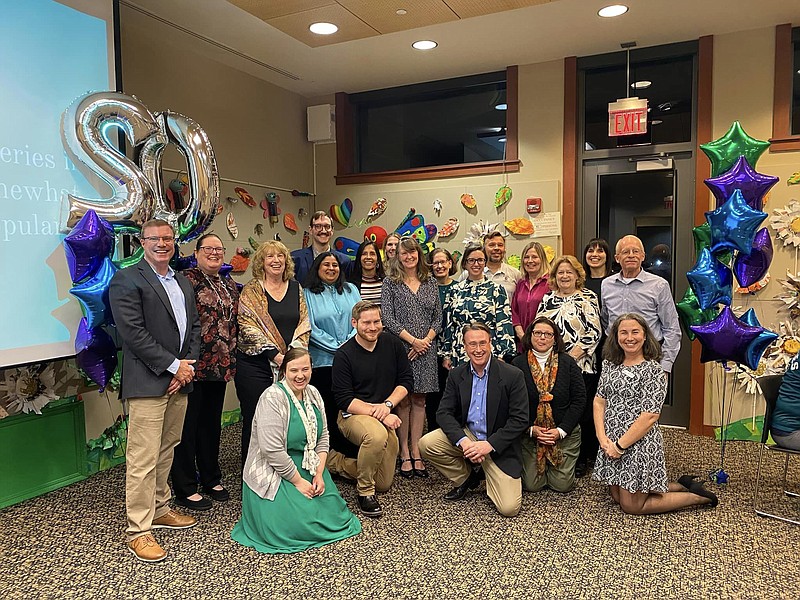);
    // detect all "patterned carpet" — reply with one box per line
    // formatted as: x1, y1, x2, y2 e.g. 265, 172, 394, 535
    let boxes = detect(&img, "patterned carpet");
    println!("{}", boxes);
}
2, 426, 799, 599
